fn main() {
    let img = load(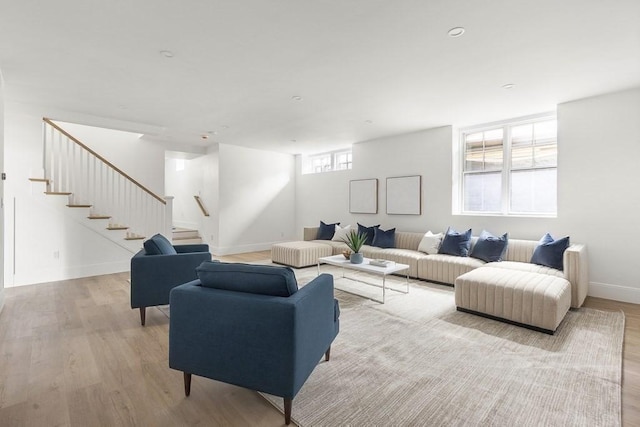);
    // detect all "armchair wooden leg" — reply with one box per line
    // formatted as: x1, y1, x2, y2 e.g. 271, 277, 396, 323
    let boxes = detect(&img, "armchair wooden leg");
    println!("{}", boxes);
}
184, 372, 192, 396
284, 398, 292, 425
140, 307, 146, 326
325, 346, 331, 361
